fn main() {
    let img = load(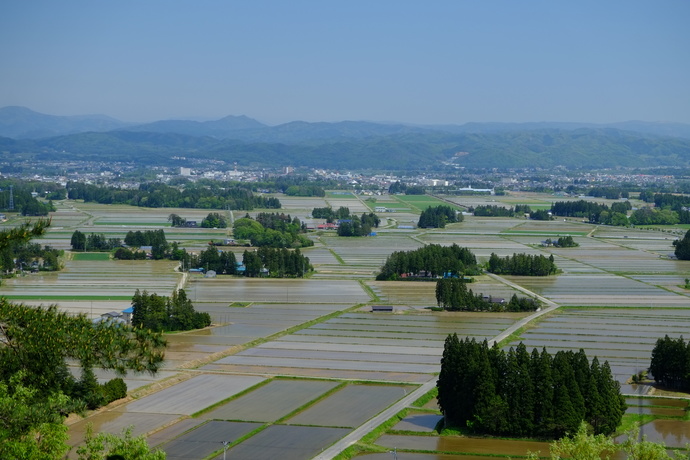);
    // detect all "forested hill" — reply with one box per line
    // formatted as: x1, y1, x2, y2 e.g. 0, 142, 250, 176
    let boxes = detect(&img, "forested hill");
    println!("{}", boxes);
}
3, 128, 690, 170
3, 106, 690, 170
